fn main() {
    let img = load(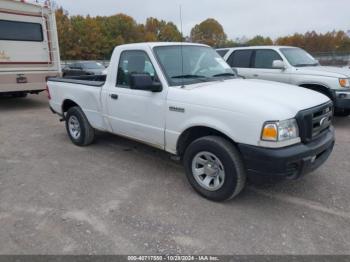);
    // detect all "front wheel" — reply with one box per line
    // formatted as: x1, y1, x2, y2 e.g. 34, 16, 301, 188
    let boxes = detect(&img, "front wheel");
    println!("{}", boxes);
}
65, 106, 95, 146
183, 136, 246, 201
